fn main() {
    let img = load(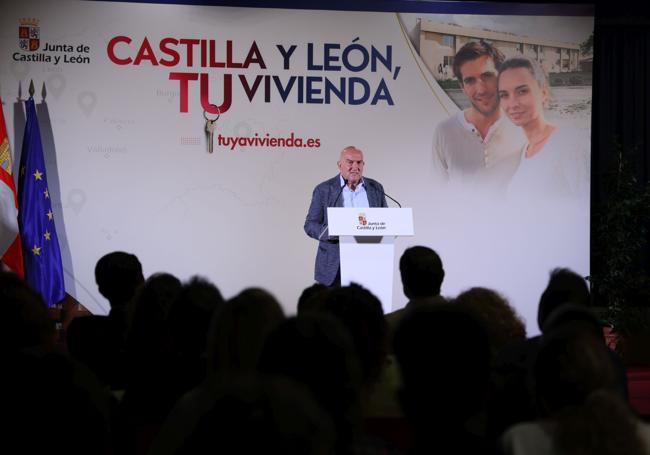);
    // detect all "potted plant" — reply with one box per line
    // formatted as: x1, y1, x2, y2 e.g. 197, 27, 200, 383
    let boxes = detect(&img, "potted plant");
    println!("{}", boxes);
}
591, 142, 650, 364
